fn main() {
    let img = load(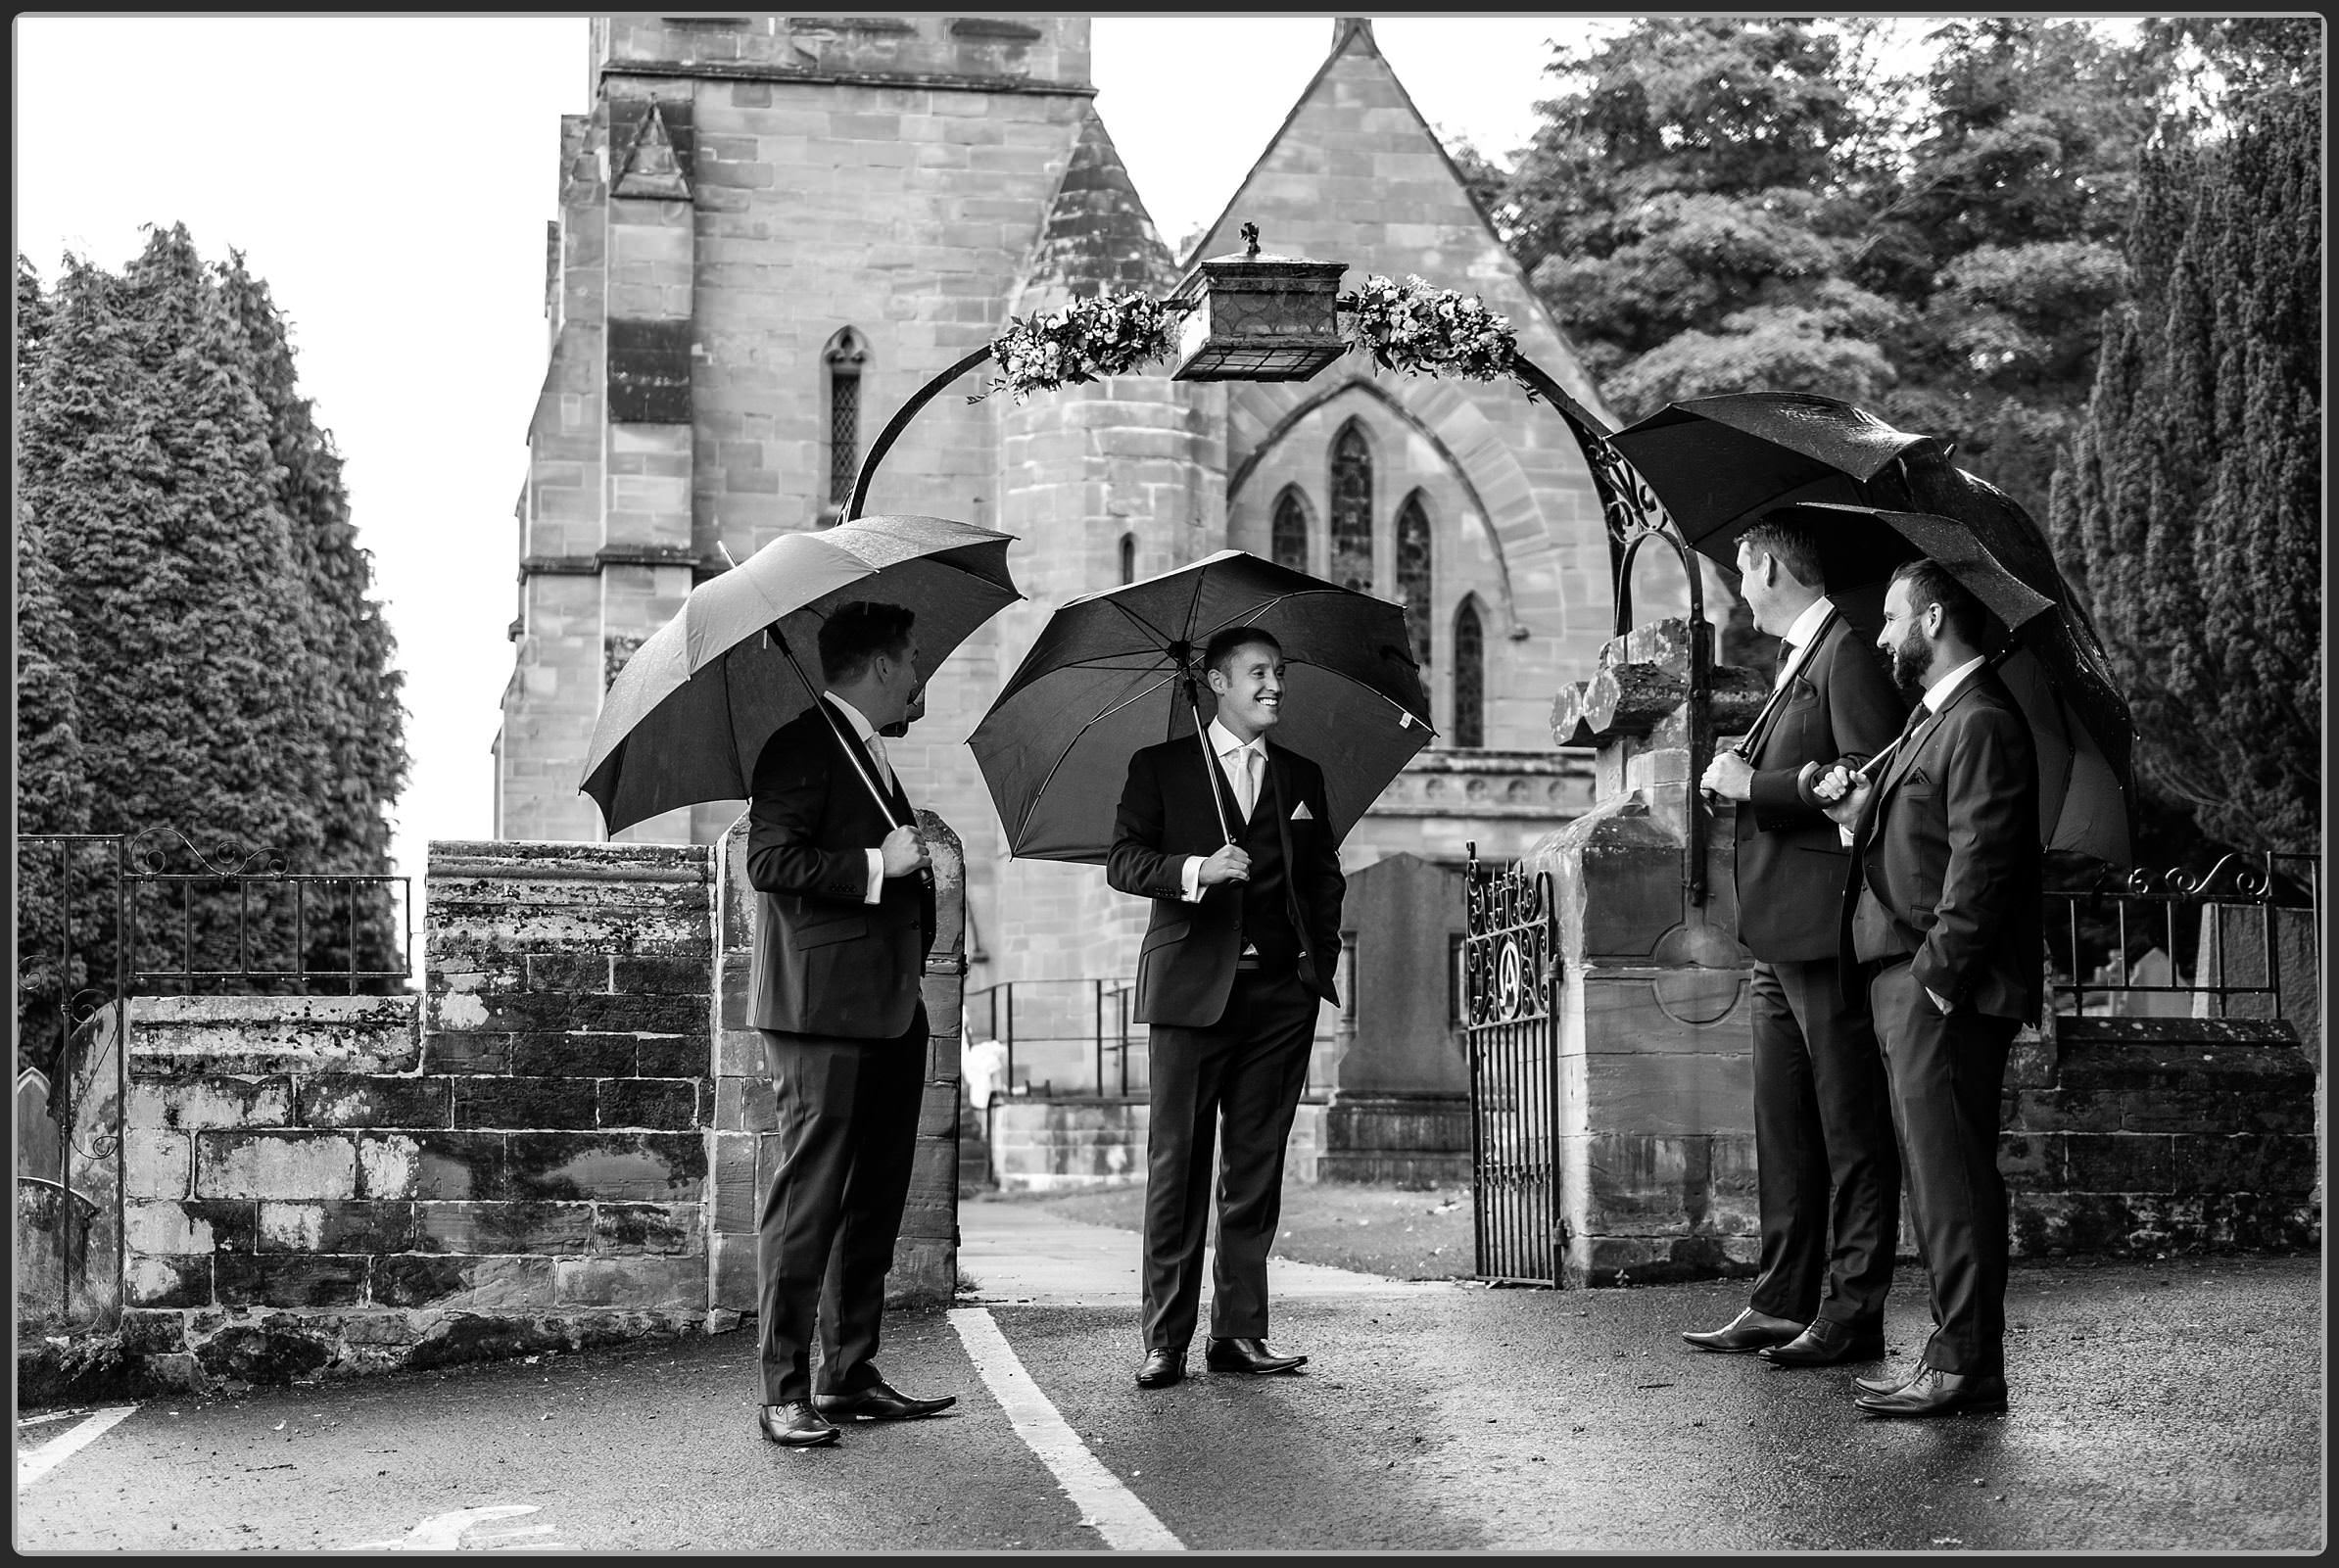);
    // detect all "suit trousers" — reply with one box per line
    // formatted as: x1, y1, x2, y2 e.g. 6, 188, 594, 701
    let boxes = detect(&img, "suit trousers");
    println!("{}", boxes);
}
1140, 968, 1318, 1349
1867, 962, 2017, 1377
756, 1009, 927, 1405
1746, 957, 1901, 1327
